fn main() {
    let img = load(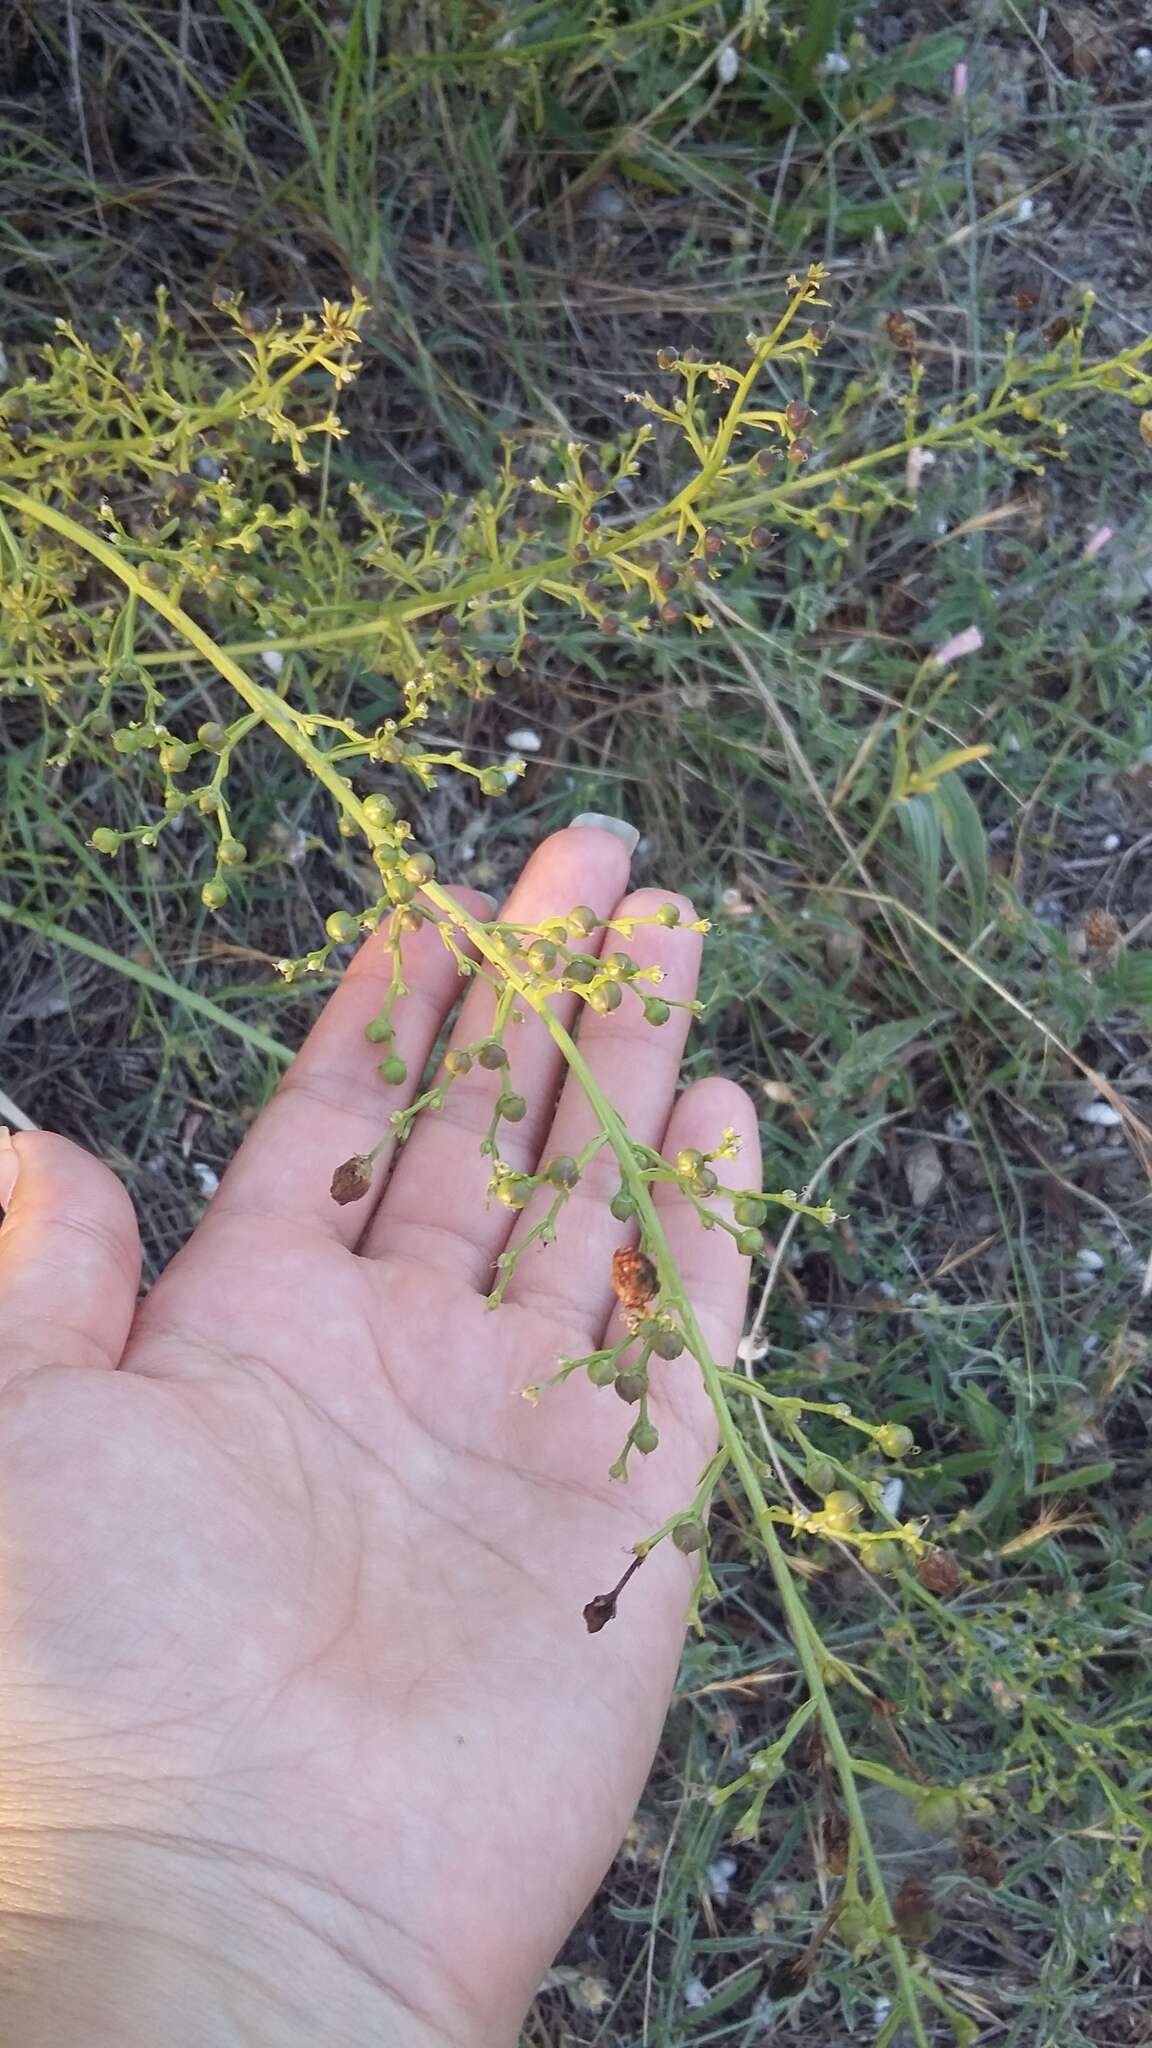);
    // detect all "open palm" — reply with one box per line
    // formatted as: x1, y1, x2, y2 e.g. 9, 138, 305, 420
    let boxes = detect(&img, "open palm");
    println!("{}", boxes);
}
0, 825, 756, 2047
